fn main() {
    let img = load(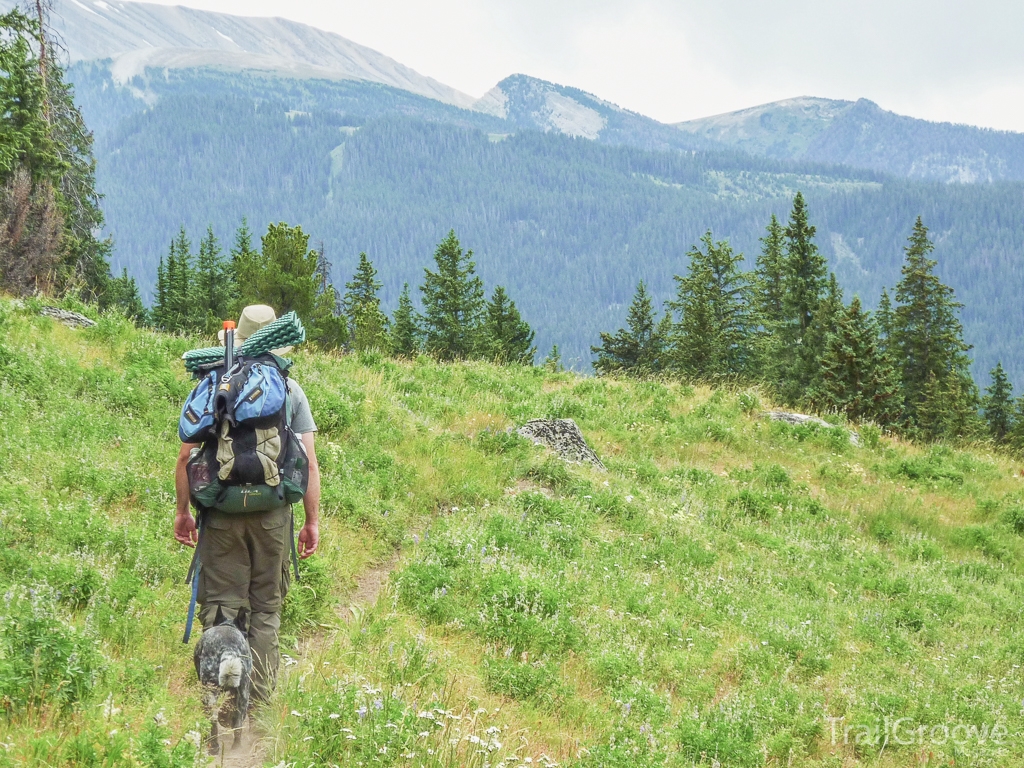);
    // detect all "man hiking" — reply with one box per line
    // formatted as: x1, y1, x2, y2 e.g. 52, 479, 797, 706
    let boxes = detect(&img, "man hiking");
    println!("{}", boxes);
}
173, 304, 321, 701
